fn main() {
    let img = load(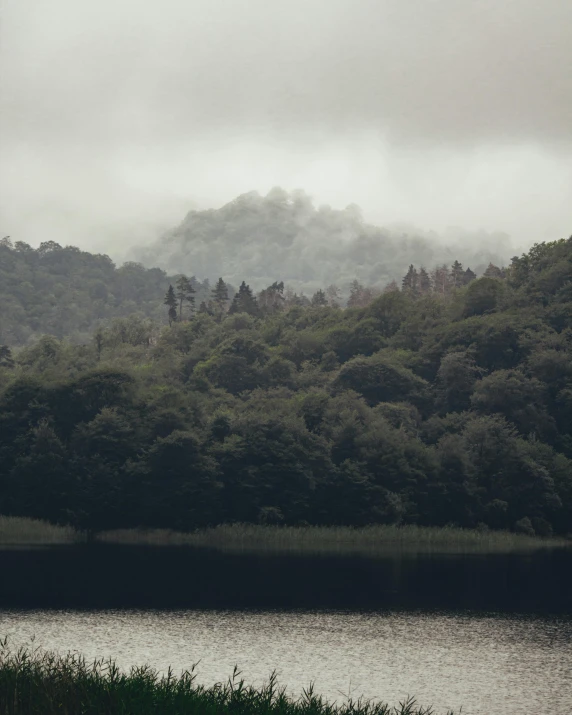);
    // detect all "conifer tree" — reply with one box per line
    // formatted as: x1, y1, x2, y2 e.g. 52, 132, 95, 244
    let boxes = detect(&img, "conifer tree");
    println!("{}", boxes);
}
175, 275, 196, 321
229, 281, 259, 316
211, 278, 229, 306
402, 265, 419, 294
483, 263, 504, 279
463, 267, 477, 284
418, 267, 431, 294
164, 284, 178, 326
210, 278, 229, 321
450, 260, 465, 288
311, 288, 328, 307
